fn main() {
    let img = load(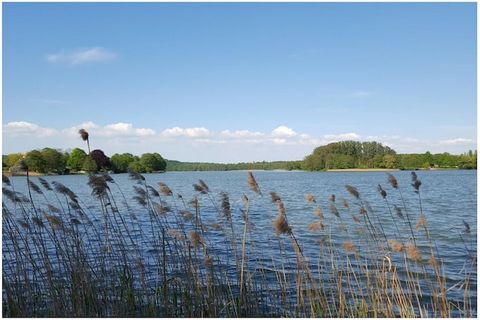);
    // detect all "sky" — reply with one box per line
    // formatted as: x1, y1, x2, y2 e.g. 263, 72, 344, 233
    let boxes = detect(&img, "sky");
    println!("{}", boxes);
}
2, 2, 477, 162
